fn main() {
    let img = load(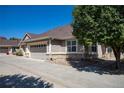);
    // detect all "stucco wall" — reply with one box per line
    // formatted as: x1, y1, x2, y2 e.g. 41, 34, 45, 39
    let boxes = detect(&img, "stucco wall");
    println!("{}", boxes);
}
51, 40, 85, 53
51, 40, 66, 52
